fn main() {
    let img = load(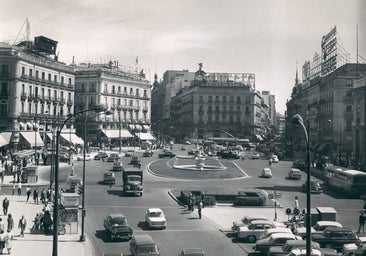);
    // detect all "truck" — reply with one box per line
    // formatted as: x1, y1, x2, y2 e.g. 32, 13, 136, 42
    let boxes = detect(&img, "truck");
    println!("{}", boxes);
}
122, 167, 143, 196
